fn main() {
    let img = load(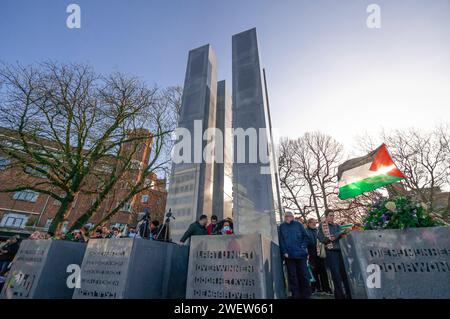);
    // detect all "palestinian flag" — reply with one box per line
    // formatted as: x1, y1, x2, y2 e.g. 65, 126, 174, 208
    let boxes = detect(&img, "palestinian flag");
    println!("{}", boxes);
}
338, 144, 406, 200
